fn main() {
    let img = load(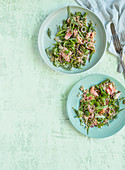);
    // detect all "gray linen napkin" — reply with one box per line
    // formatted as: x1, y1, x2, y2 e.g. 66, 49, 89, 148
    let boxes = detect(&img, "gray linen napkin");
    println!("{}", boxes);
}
76, 0, 125, 63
